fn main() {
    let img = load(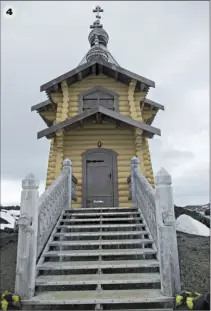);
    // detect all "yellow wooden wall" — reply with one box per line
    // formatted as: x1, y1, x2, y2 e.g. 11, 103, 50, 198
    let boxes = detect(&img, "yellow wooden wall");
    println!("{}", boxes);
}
67, 74, 130, 118
45, 73, 155, 205
64, 124, 135, 208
